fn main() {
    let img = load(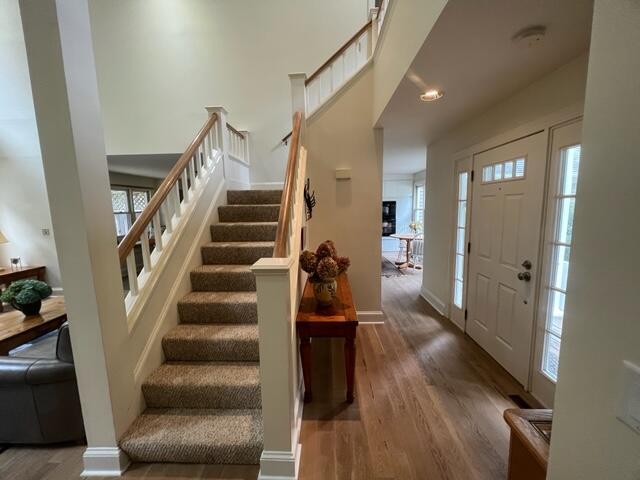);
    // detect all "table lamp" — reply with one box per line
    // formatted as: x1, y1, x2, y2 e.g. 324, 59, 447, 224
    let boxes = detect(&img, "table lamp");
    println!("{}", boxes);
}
0, 230, 7, 272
